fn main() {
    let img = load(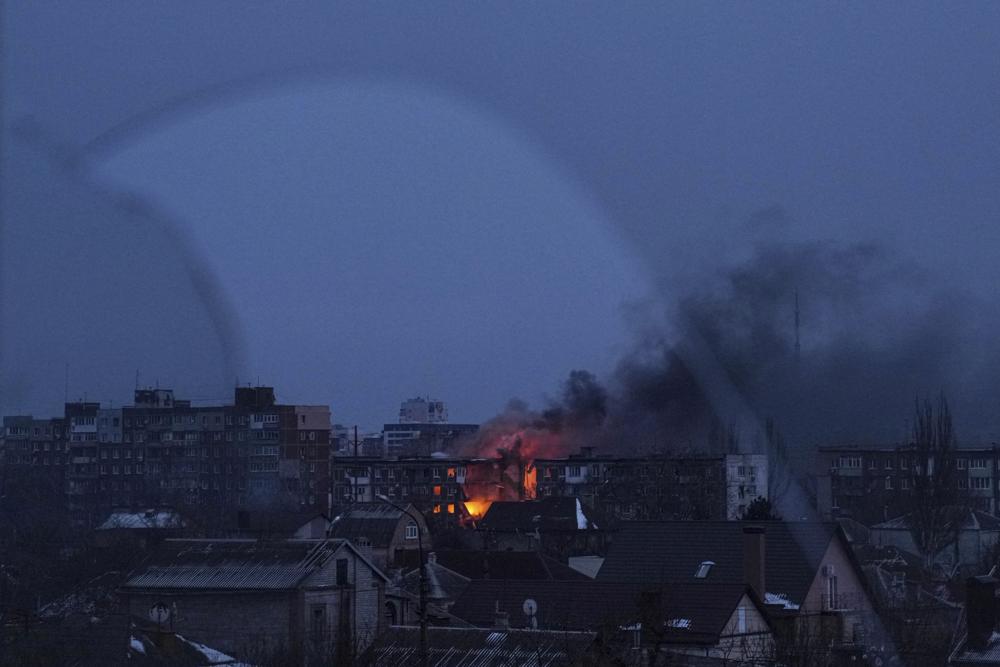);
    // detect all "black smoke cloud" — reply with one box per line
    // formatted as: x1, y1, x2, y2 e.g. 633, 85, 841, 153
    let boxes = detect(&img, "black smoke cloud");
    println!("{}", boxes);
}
476, 207, 999, 456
